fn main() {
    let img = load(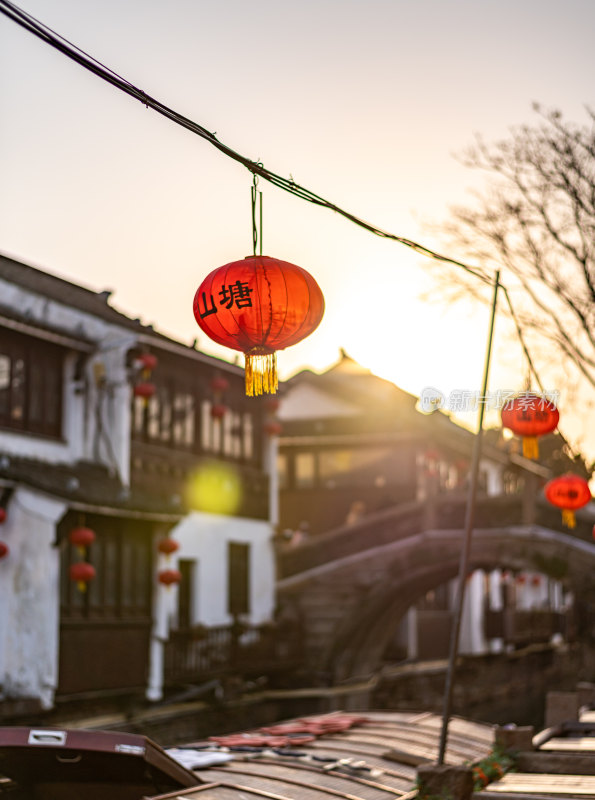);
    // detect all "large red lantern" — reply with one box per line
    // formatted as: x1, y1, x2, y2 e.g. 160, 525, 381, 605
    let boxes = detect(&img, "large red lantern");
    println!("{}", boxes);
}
193, 256, 325, 396
69, 561, 96, 592
545, 473, 591, 528
501, 393, 559, 459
